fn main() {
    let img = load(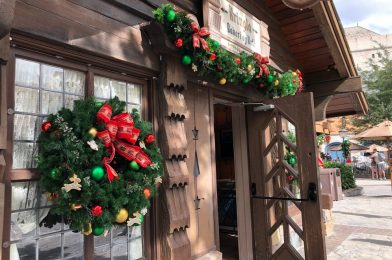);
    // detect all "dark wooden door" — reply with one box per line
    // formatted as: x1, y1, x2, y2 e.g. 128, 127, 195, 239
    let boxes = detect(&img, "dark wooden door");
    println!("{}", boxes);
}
247, 93, 326, 260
